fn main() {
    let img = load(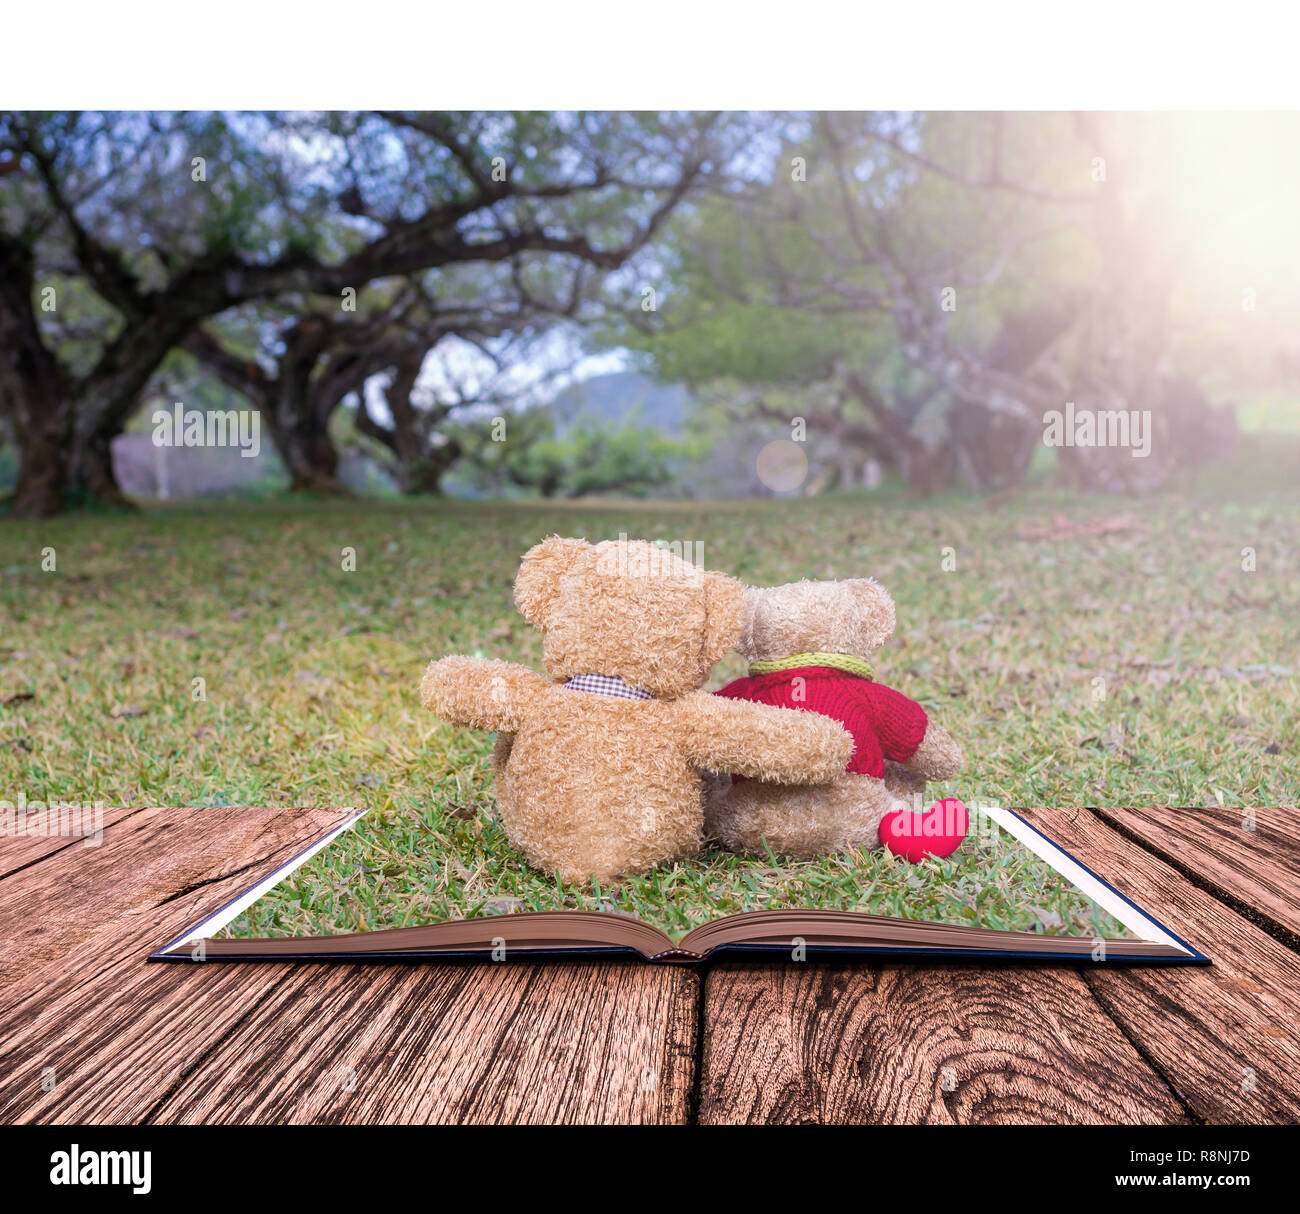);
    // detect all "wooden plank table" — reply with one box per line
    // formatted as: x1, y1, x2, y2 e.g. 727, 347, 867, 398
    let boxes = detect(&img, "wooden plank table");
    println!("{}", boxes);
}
1, 806, 1297, 1124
